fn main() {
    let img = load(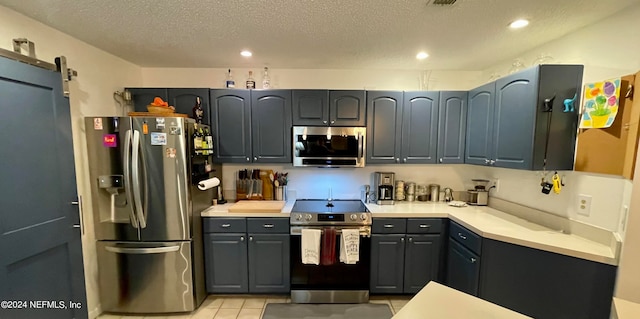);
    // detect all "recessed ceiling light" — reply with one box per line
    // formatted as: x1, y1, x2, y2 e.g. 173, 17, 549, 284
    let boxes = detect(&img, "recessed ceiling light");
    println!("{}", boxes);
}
416, 52, 429, 60
509, 19, 529, 29
240, 50, 252, 57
